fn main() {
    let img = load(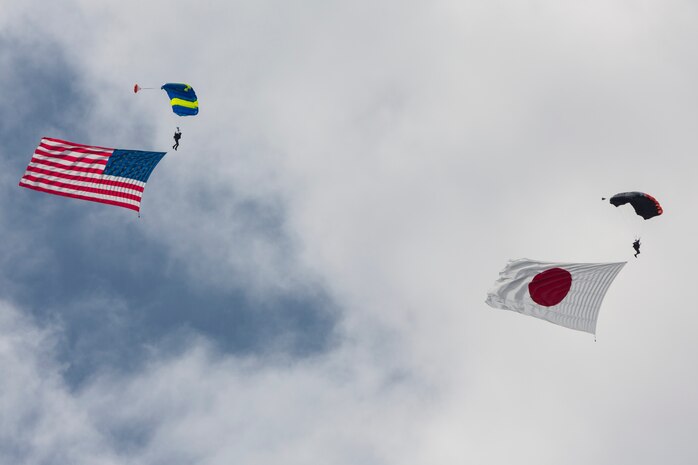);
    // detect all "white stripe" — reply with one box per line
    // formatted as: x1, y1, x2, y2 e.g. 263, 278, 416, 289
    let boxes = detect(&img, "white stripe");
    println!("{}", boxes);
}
20, 171, 144, 198
30, 154, 108, 171
19, 178, 141, 207
29, 160, 148, 189
102, 175, 146, 188
34, 147, 111, 161
27, 161, 106, 179
40, 138, 113, 153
